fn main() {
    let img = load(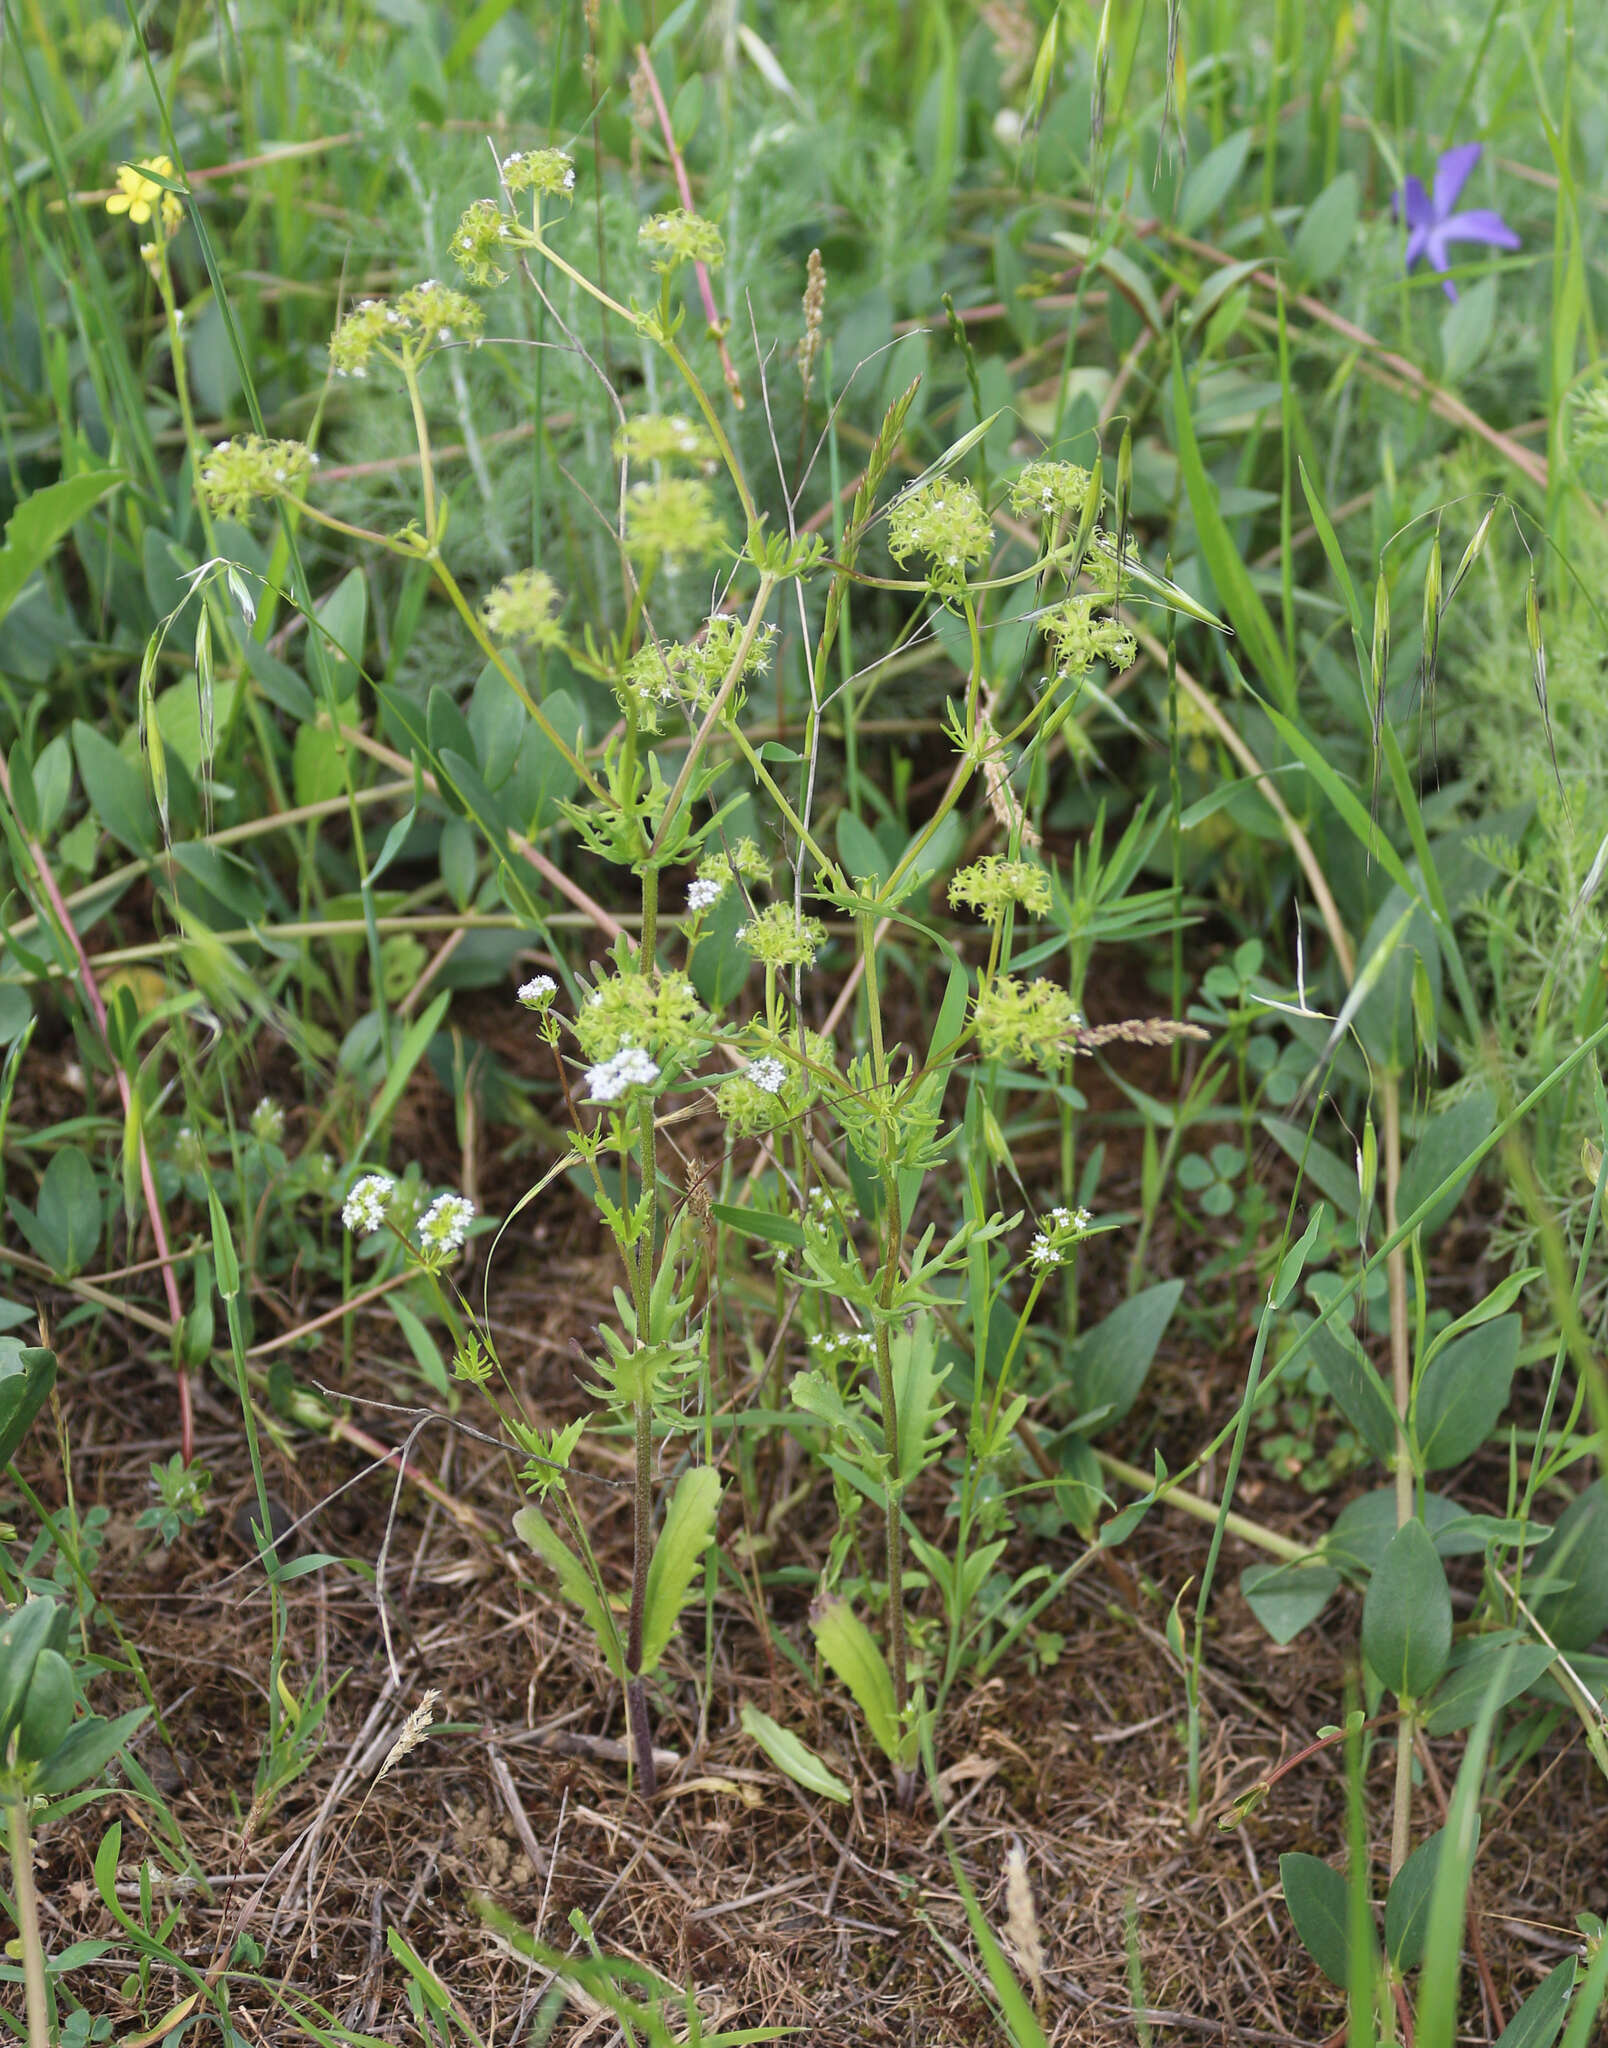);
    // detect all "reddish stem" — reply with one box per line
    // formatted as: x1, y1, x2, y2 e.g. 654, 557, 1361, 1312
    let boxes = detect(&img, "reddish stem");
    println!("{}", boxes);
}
634, 43, 744, 410
0, 758, 192, 1460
